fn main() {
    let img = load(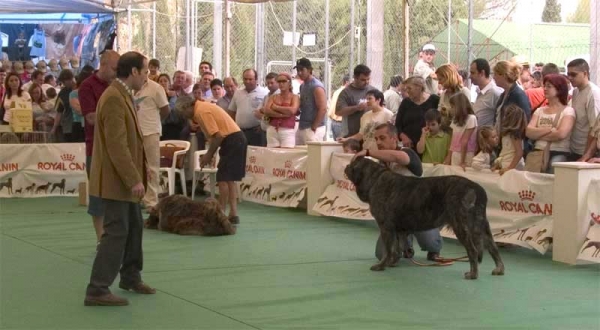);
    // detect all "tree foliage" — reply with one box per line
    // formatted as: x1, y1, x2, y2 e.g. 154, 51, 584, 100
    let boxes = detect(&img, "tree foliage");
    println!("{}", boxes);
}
567, 0, 590, 23
542, 0, 562, 23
